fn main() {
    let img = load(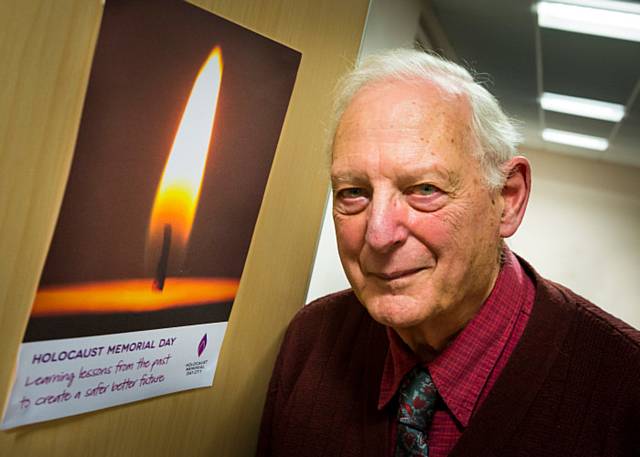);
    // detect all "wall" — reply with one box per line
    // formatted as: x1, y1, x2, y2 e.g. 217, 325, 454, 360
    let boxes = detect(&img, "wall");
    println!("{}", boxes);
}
0, 0, 369, 455
359, 0, 422, 57
510, 147, 640, 328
